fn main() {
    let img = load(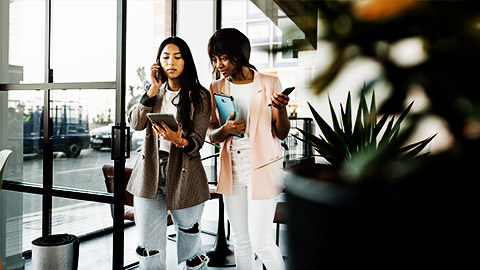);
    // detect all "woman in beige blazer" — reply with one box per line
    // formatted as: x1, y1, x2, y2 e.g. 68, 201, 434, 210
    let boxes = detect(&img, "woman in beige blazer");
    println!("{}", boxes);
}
127, 37, 211, 270
207, 28, 290, 270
